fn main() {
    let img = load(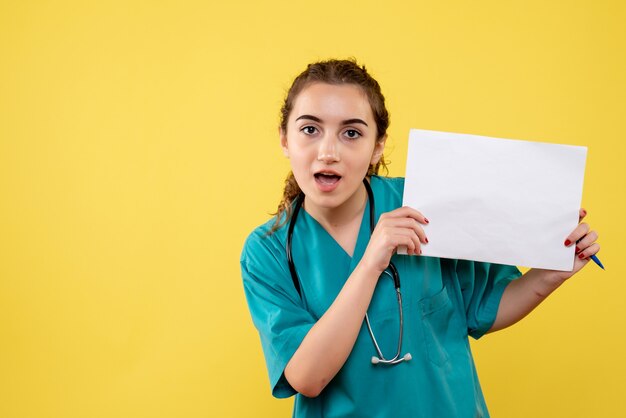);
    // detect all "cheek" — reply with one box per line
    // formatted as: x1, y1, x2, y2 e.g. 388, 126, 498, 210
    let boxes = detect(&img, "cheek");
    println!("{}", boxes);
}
356, 144, 379, 167
287, 153, 312, 178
